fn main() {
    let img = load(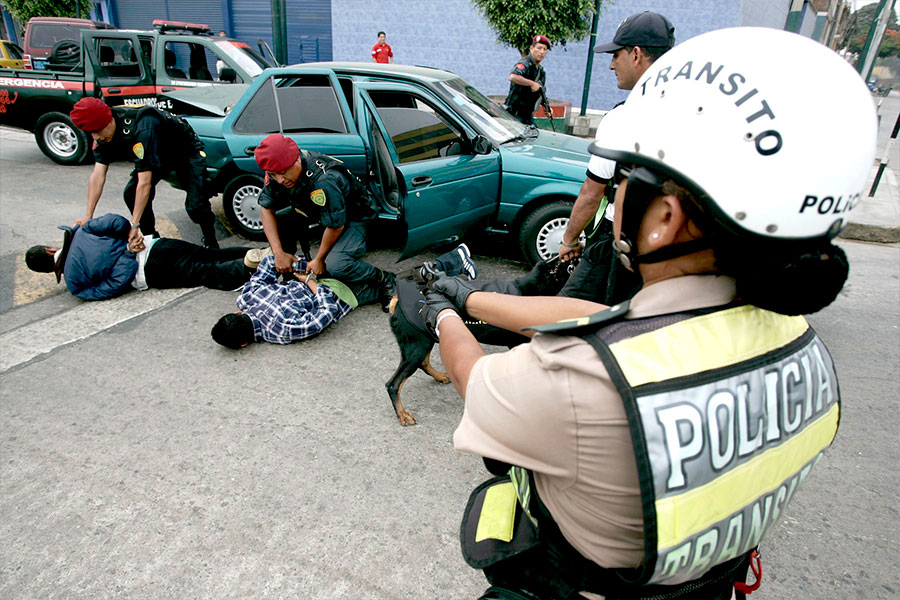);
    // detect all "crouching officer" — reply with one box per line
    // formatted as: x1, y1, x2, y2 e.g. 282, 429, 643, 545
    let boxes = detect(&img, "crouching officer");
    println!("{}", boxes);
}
69, 97, 219, 248
422, 28, 875, 599
505, 35, 550, 126
253, 134, 396, 310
